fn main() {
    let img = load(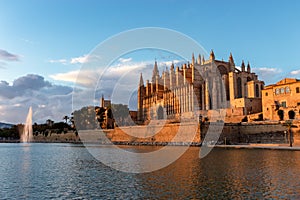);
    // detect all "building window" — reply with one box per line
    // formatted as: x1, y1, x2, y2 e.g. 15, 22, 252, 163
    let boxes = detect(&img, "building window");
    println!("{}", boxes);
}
275, 88, 280, 95
296, 87, 300, 93
265, 92, 268, 96
237, 77, 242, 98
255, 84, 259, 97
281, 101, 287, 108
286, 86, 290, 93
280, 87, 285, 94
297, 102, 300, 106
